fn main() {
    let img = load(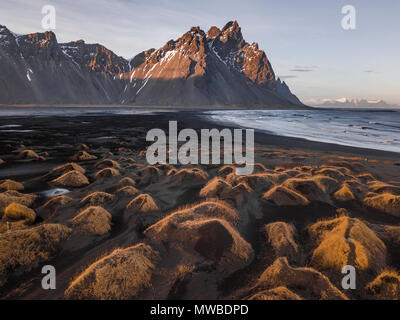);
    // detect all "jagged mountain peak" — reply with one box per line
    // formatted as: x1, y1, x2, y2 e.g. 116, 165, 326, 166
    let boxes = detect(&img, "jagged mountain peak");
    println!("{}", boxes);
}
206, 26, 221, 40
59, 39, 130, 76
189, 26, 205, 35
0, 25, 16, 38
117, 21, 302, 106
0, 26, 14, 43
219, 20, 244, 45
222, 20, 240, 33
24, 31, 57, 44
0, 25, 9, 34
0, 22, 303, 107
